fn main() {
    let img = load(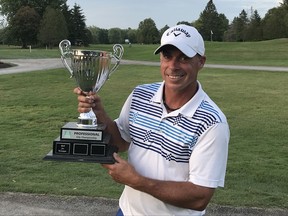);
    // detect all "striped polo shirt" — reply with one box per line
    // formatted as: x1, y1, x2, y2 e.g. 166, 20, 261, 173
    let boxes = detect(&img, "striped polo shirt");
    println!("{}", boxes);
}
116, 81, 229, 216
